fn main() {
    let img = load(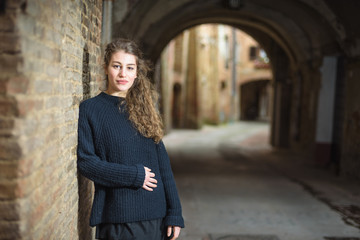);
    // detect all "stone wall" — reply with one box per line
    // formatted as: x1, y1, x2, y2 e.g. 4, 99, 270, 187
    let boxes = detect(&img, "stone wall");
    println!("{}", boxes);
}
0, 0, 102, 239
341, 61, 360, 181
